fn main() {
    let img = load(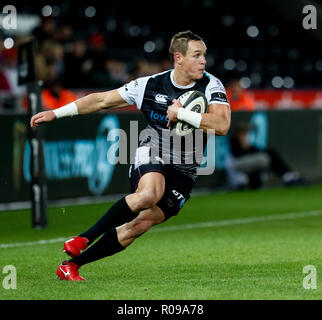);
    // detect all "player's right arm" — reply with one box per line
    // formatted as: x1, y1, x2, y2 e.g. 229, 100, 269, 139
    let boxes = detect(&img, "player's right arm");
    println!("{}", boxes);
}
30, 89, 129, 128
